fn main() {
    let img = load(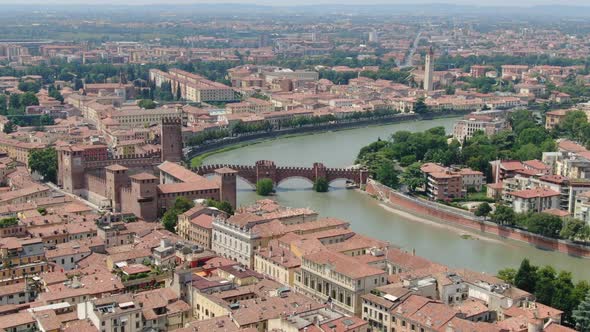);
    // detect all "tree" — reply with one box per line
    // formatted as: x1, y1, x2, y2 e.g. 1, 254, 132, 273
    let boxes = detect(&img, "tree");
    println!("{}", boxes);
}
561, 218, 590, 241
490, 204, 516, 226
19, 92, 39, 108
175, 82, 181, 100
514, 258, 537, 293
172, 196, 194, 212
2, 121, 15, 134
414, 97, 428, 114
535, 266, 557, 304
48, 86, 64, 103
375, 160, 400, 189
74, 79, 84, 91
205, 199, 234, 215
8, 93, 20, 110
497, 268, 517, 285
161, 210, 178, 232
0, 95, 7, 114
256, 178, 274, 196
17, 81, 41, 93
138, 99, 156, 109
400, 162, 425, 192
313, 177, 329, 192
474, 202, 492, 219
525, 213, 563, 238
161, 197, 195, 232
551, 271, 577, 324
574, 292, 590, 331
28, 148, 57, 183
